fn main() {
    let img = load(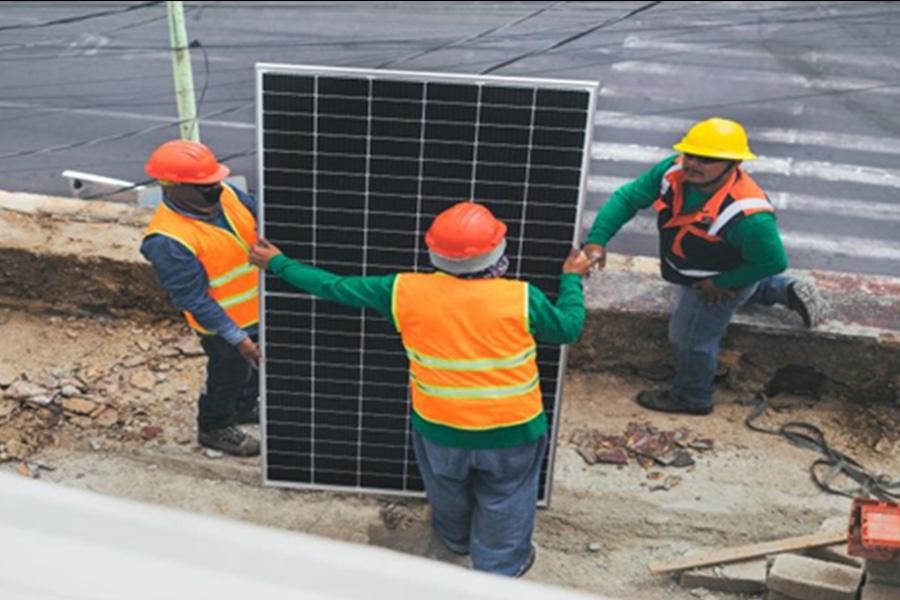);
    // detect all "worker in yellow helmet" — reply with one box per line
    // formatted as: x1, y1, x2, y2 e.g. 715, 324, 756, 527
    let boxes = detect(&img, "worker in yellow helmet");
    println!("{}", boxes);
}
141, 140, 261, 456
250, 201, 592, 576
584, 117, 823, 415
